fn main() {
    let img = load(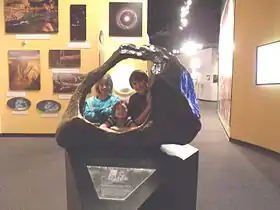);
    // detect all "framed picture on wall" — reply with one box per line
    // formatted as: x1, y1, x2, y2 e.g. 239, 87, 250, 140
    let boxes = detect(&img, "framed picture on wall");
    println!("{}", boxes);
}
8, 50, 41, 91
256, 40, 280, 85
70, 4, 86, 42
109, 2, 142, 37
52, 73, 86, 93
49, 50, 81, 69
4, 0, 59, 34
